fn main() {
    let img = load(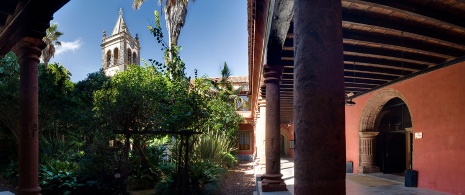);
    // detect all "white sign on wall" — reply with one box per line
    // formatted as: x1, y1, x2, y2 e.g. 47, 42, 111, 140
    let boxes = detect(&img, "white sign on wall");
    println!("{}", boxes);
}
415, 132, 423, 139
